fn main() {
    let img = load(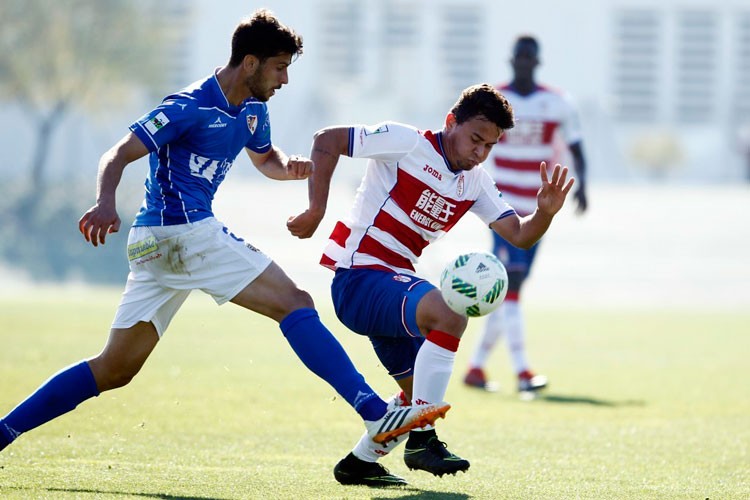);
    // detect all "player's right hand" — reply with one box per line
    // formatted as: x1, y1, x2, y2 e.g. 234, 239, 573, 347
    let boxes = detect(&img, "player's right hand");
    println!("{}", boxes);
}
78, 204, 121, 247
286, 209, 324, 239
